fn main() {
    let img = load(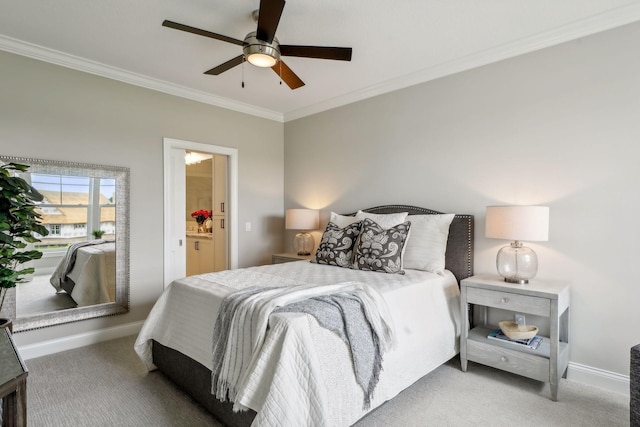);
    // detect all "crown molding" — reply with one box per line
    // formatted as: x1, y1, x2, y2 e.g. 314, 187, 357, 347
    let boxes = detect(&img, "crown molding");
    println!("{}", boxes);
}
0, 34, 284, 122
283, 2, 640, 122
